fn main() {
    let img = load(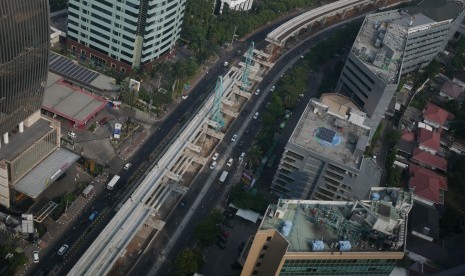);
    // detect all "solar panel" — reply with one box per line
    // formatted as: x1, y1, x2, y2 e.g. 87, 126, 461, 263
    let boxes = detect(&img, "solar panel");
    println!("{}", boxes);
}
48, 52, 99, 84
316, 127, 336, 143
